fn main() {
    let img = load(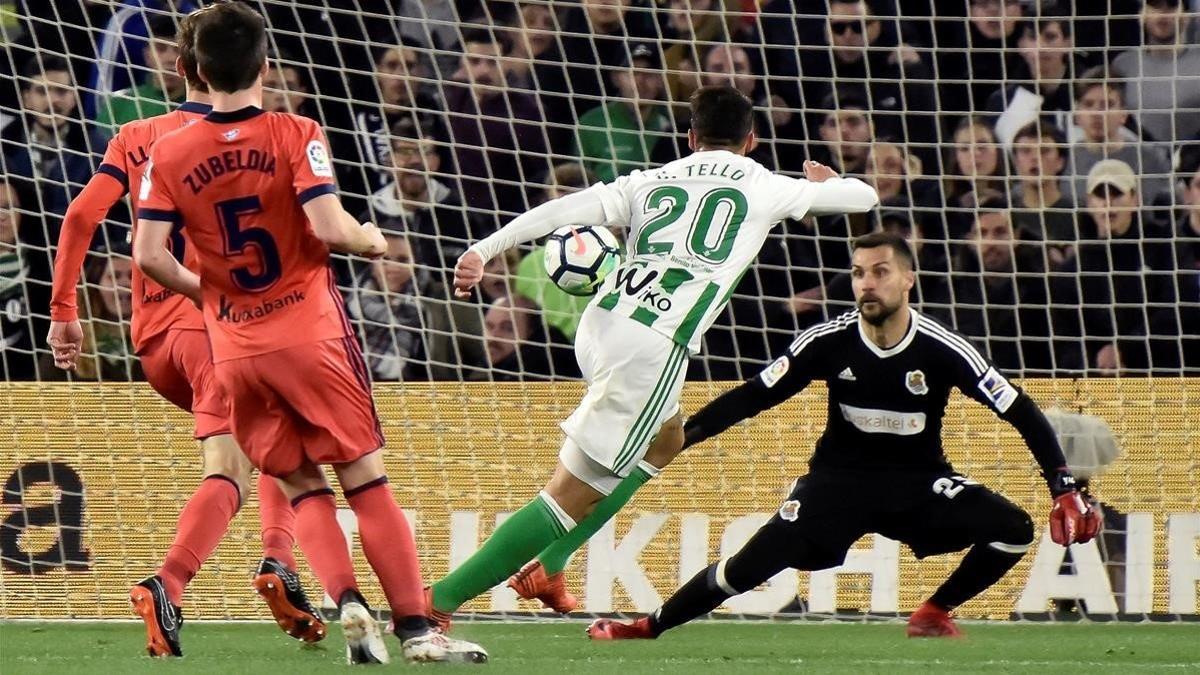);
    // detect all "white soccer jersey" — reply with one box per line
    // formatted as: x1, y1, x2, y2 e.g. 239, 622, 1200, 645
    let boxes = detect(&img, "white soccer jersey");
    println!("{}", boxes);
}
470, 149, 879, 352
586, 150, 878, 352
